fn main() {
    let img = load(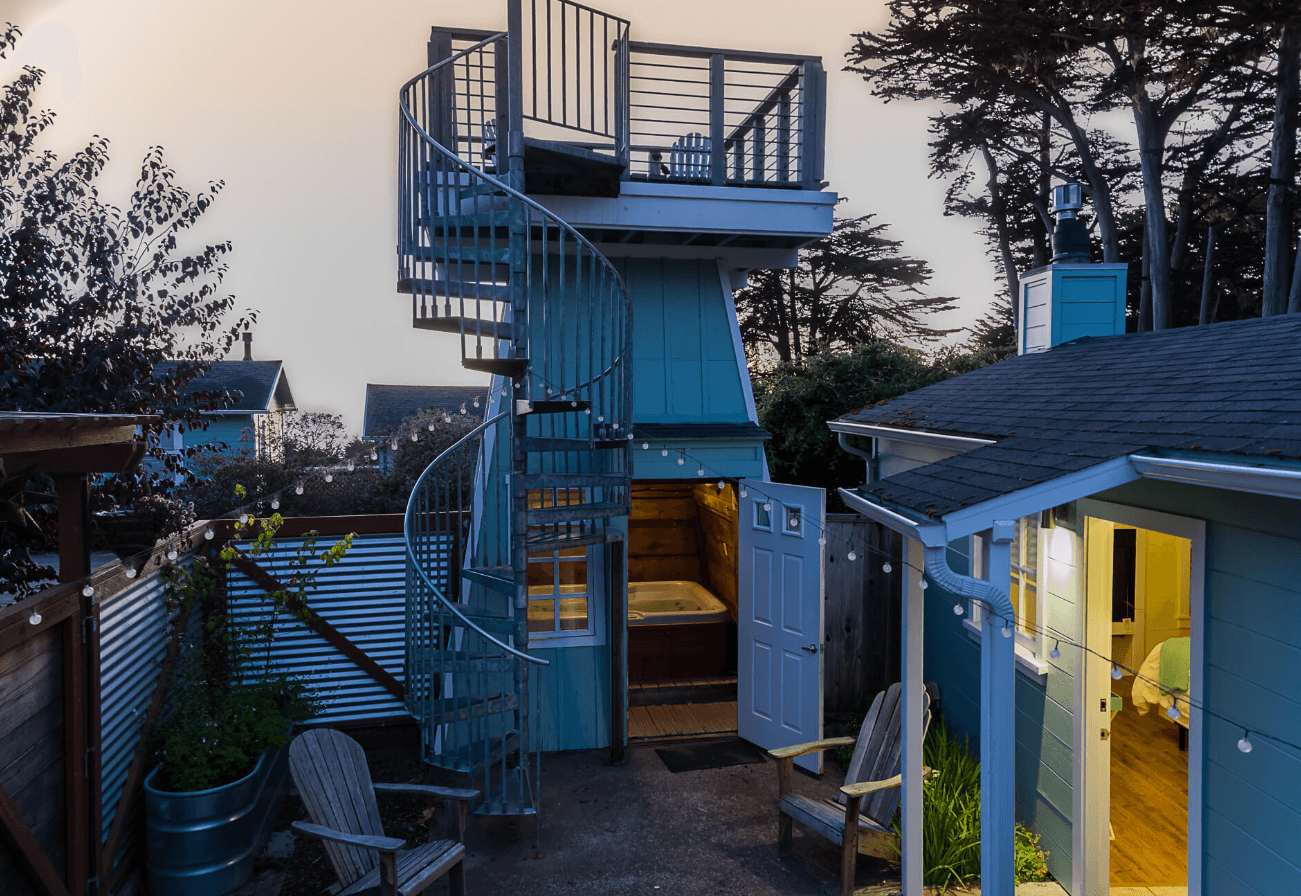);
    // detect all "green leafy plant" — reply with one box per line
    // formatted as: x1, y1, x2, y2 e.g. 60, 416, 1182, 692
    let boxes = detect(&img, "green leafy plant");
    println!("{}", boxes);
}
151, 500, 353, 792
893, 721, 1050, 890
